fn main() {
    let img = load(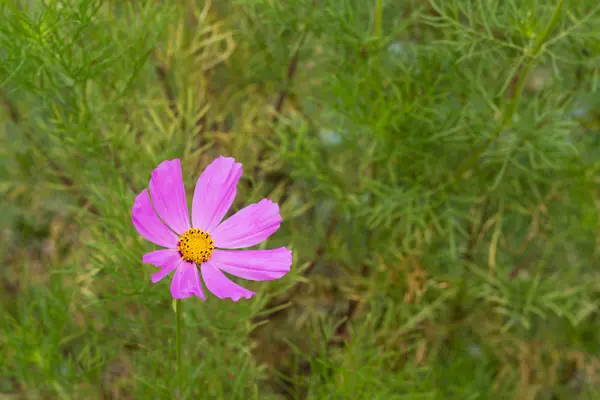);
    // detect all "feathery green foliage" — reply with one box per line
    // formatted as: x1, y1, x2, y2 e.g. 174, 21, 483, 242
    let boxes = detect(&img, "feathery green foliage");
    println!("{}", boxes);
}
1, 0, 599, 398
